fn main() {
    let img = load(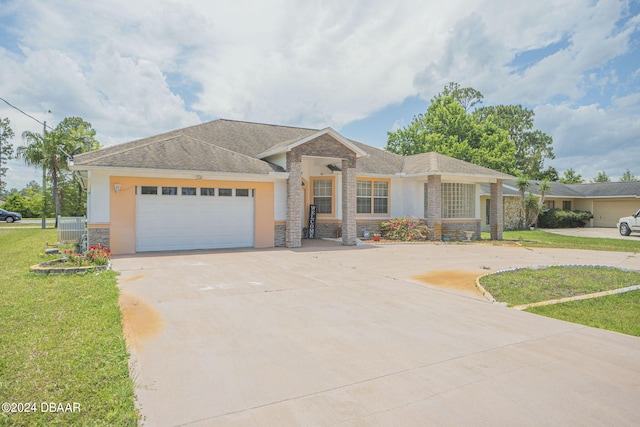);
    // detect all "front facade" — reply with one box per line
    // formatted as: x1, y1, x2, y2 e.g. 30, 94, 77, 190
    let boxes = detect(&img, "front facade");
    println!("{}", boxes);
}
72, 120, 513, 255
